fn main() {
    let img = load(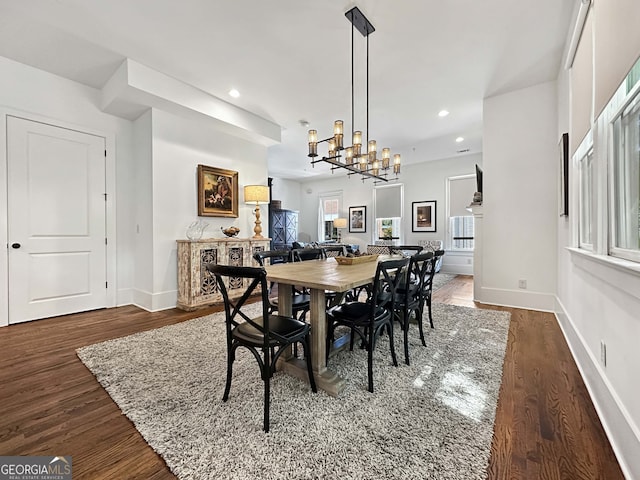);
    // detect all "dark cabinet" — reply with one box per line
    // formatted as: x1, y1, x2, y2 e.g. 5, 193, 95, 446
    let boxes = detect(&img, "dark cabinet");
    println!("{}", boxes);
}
270, 208, 298, 250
